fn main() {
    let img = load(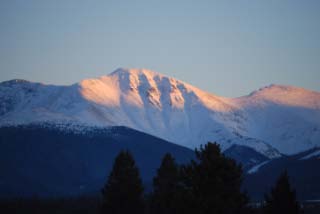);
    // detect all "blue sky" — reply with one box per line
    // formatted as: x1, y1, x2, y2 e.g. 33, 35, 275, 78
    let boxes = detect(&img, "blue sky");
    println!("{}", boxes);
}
0, 0, 319, 97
